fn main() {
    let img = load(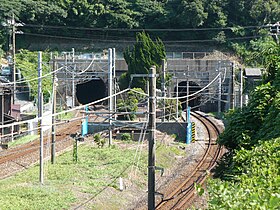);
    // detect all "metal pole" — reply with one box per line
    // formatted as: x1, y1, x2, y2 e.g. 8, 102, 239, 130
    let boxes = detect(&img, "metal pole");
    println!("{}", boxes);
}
72, 48, 75, 108
240, 67, 243, 109
38, 51, 44, 184
112, 48, 116, 120
51, 57, 57, 164
12, 13, 16, 104
176, 78, 178, 121
161, 59, 166, 122
230, 62, 235, 109
186, 65, 189, 123
108, 48, 113, 146
148, 66, 156, 210
1, 94, 4, 140
218, 61, 222, 115
65, 54, 67, 108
